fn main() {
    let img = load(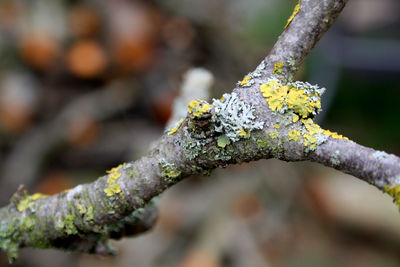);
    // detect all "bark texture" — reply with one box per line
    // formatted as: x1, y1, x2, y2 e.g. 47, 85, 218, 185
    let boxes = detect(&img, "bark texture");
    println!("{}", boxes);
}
2, 0, 400, 263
